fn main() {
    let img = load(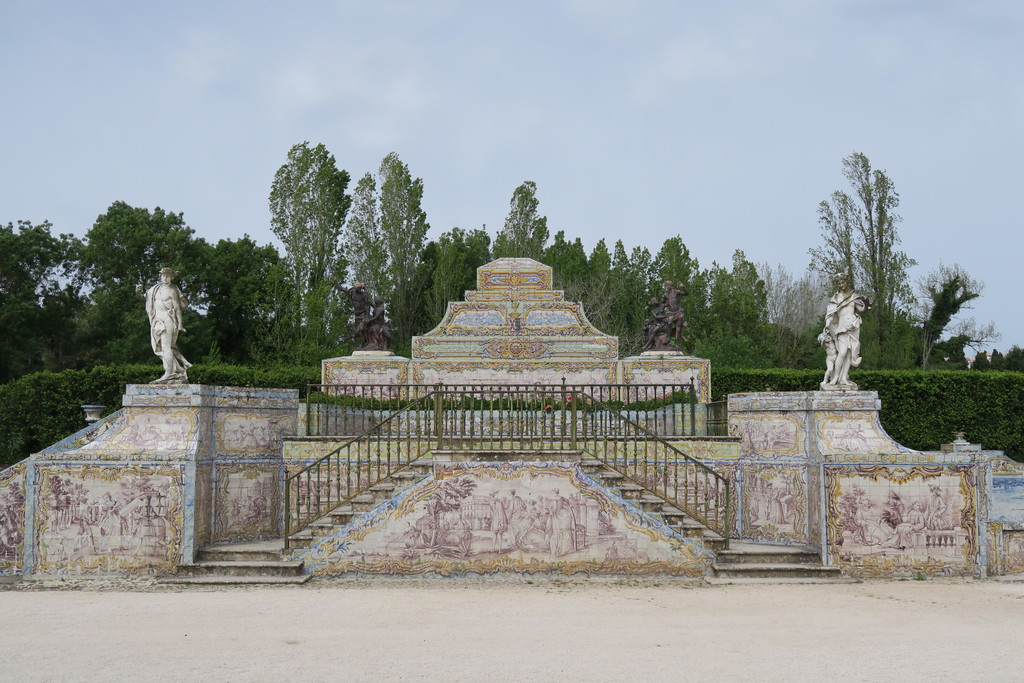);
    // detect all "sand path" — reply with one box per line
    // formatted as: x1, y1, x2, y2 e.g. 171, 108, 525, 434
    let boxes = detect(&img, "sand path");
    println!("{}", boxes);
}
3, 577, 1023, 681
